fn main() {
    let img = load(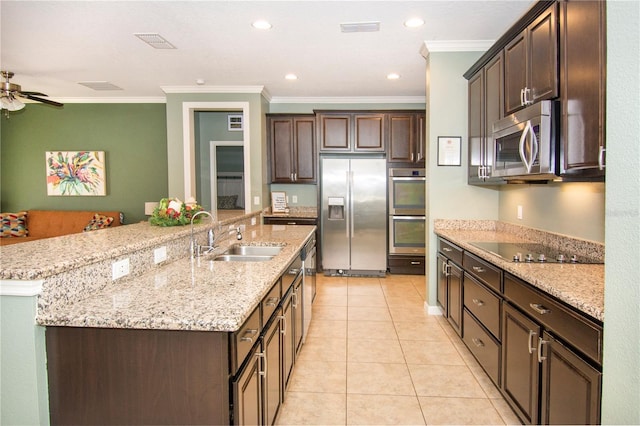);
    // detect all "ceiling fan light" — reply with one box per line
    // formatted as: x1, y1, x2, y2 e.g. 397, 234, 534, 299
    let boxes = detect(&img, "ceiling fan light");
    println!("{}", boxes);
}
1, 95, 25, 111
